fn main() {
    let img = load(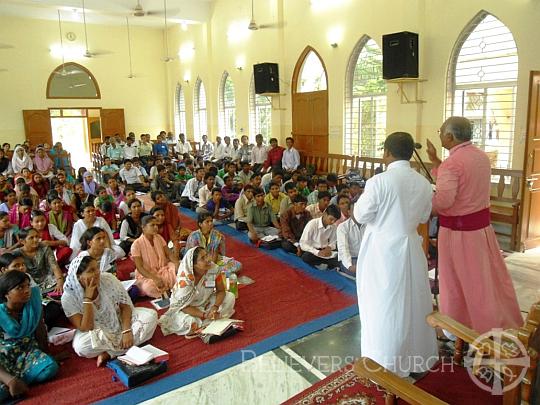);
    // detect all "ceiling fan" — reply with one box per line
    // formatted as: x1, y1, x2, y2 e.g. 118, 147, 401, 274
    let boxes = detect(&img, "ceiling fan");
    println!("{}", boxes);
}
131, 0, 179, 18
81, 0, 110, 57
126, 17, 136, 78
161, 0, 175, 62
248, 0, 283, 30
